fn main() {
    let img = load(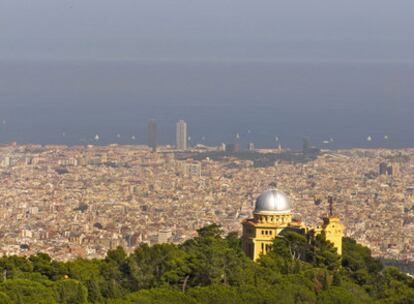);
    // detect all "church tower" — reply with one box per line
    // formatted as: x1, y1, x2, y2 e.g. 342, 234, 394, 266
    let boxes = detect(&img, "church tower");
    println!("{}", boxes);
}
319, 216, 344, 255
316, 197, 345, 255
241, 189, 294, 261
